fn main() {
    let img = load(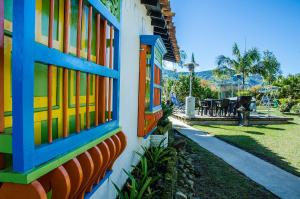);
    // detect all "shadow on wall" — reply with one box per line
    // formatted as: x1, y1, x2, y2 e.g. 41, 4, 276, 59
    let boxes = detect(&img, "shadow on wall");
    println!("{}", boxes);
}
215, 134, 300, 177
